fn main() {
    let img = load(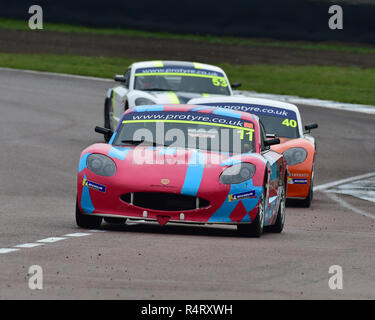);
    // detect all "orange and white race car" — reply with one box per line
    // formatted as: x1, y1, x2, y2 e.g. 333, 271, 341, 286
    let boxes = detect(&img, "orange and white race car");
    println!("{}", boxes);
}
189, 96, 318, 207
